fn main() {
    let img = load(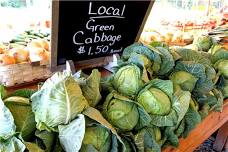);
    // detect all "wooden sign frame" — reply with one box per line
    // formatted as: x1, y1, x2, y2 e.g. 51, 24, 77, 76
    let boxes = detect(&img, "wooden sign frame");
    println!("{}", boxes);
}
50, 0, 154, 72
